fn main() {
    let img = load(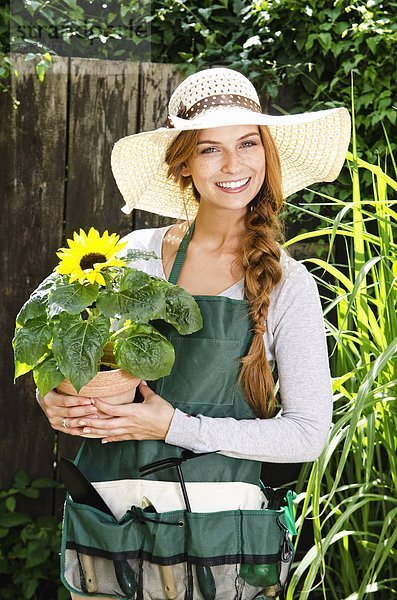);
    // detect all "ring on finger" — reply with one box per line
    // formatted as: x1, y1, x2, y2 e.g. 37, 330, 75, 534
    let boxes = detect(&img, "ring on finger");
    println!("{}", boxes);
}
62, 417, 68, 428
